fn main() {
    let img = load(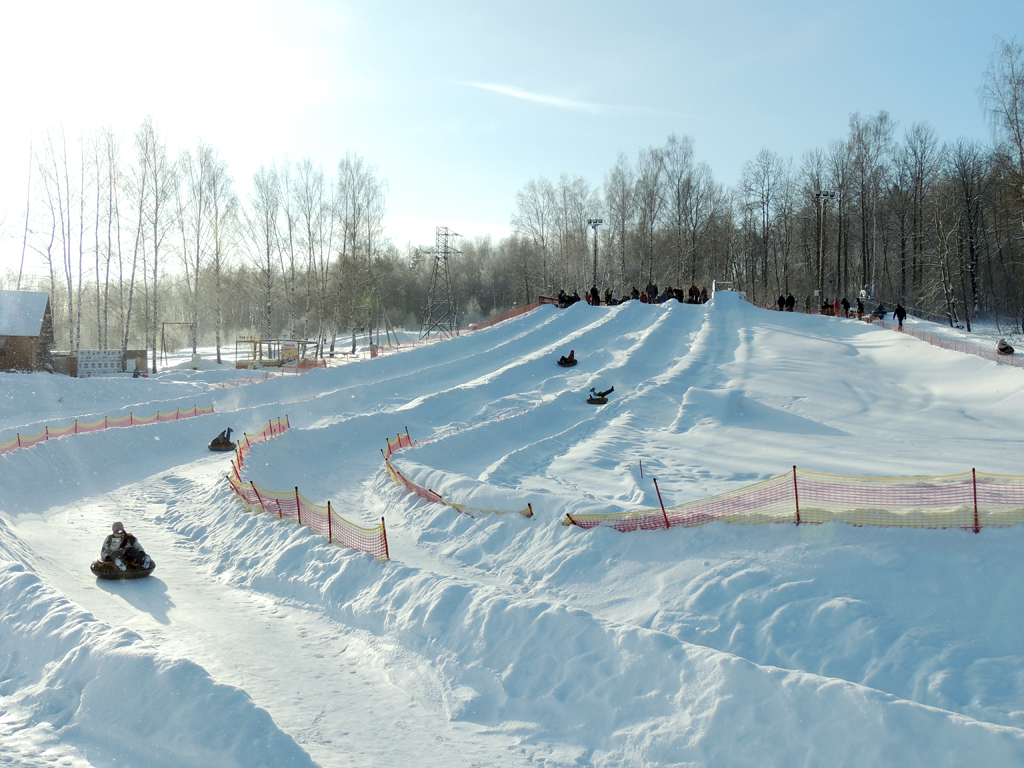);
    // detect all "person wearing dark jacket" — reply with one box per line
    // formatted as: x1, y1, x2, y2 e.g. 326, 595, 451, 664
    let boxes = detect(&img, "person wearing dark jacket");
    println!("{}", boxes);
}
785, 293, 795, 311
590, 286, 600, 306
101, 522, 151, 571
894, 304, 907, 329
